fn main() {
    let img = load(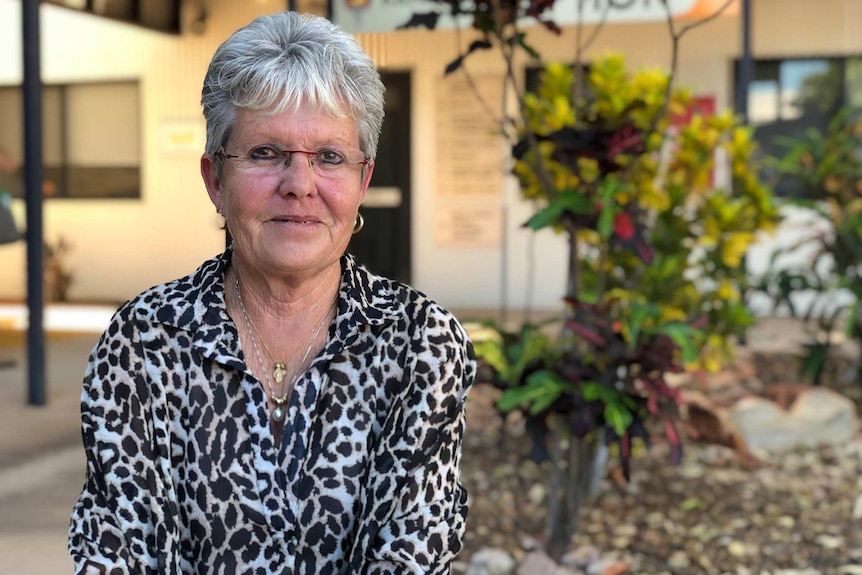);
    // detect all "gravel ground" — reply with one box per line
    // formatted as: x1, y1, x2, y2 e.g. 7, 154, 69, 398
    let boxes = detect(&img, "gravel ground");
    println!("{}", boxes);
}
456, 373, 862, 574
